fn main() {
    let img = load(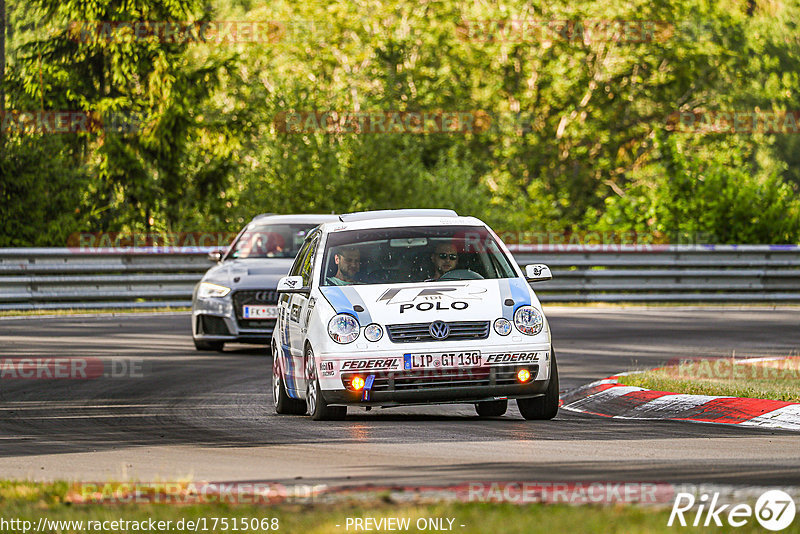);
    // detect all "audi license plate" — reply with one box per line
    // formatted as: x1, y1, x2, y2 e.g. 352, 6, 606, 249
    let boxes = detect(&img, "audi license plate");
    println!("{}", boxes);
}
403, 351, 482, 370
242, 305, 279, 319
